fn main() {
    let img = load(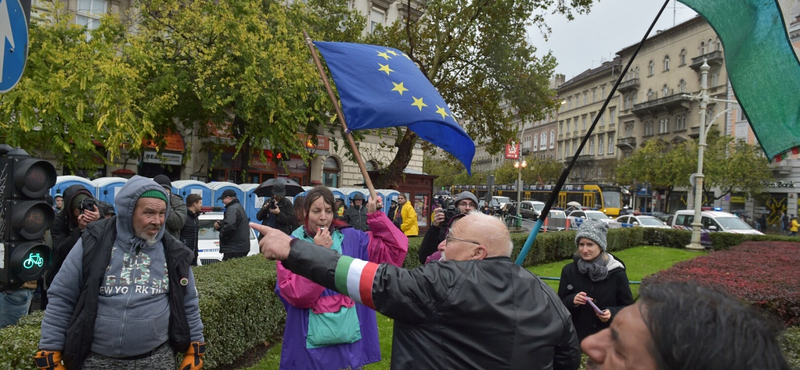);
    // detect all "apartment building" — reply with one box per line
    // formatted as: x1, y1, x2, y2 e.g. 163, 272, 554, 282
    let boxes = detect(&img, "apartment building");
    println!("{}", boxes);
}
555, 58, 622, 184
